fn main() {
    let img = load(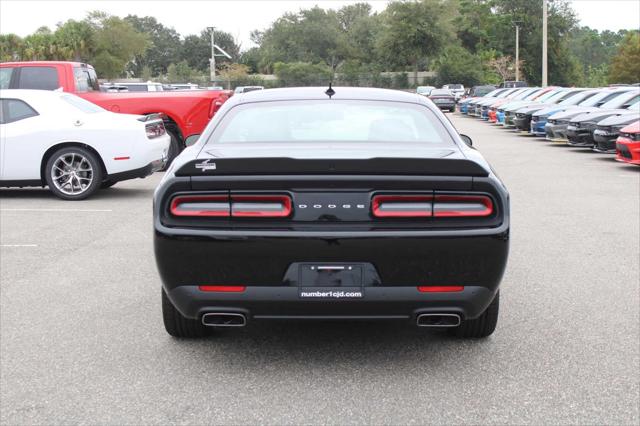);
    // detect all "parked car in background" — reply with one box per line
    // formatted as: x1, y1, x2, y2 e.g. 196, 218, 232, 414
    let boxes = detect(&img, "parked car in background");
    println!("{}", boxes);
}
442, 84, 465, 101
0, 61, 231, 165
234, 85, 265, 94
416, 86, 435, 96
467, 85, 496, 98
566, 93, 640, 147
528, 89, 602, 136
593, 112, 640, 153
545, 87, 638, 142
512, 88, 586, 132
0, 90, 169, 200
459, 88, 506, 115
428, 88, 456, 112
615, 121, 640, 165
